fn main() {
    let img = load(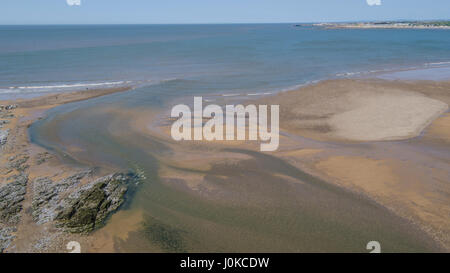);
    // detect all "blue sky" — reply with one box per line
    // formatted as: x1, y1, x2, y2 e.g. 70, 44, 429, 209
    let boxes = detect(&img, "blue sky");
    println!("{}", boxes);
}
1, 0, 449, 24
